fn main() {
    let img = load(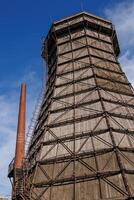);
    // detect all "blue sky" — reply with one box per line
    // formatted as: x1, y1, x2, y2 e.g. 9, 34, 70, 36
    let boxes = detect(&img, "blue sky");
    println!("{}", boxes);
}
0, 0, 134, 197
